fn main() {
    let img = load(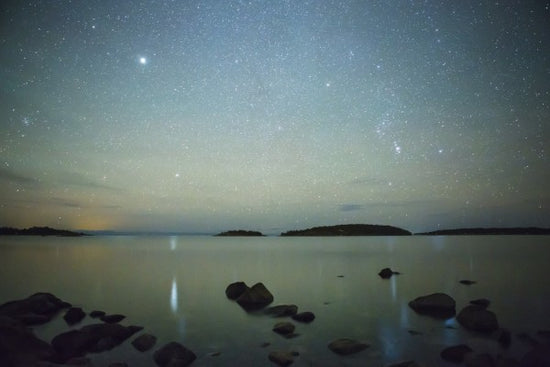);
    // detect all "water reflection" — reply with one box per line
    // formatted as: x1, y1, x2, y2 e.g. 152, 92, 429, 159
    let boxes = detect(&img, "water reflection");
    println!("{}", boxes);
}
170, 277, 178, 314
169, 236, 177, 251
